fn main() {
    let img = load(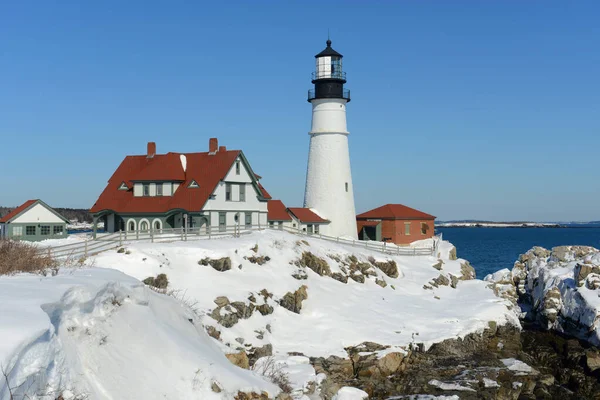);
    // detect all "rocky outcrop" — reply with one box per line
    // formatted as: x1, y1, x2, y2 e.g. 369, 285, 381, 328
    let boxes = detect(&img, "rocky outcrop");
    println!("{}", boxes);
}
460, 261, 476, 280
296, 252, 331, 276
279, 285, 308, 314
199, 257, 232, 272
371, 260, 399, 278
